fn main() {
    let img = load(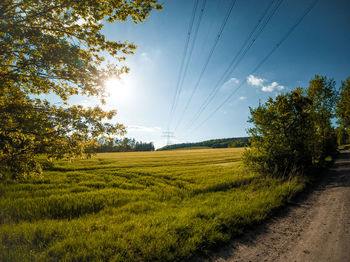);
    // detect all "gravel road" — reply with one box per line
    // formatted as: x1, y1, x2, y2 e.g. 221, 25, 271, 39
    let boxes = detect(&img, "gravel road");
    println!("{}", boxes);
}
207, 149, 350, 262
